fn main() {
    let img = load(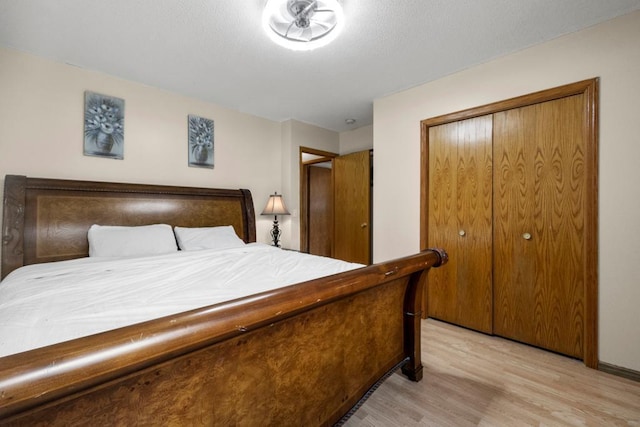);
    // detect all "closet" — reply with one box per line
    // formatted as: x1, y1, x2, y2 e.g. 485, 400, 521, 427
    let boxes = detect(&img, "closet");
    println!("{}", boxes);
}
420, 79, 598, 367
